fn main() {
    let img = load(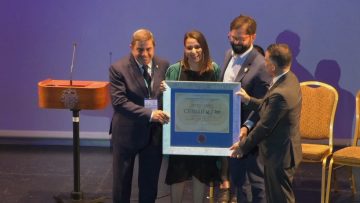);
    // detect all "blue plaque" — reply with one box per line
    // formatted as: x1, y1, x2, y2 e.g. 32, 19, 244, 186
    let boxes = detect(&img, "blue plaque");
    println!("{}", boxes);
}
163, 81, 241, 156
